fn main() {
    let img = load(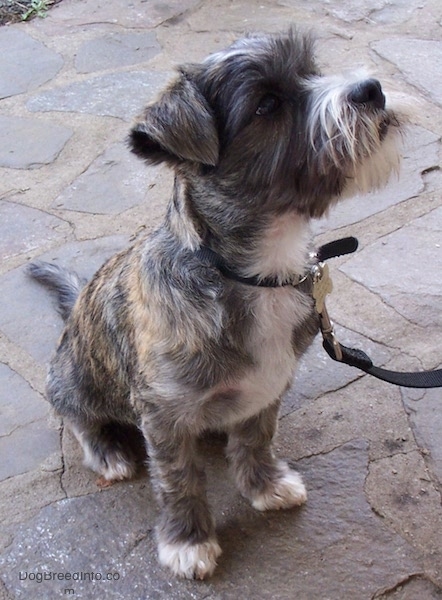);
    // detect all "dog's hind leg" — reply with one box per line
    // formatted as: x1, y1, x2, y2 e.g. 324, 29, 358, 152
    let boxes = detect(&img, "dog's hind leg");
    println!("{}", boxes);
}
227, 400, 307, 511
69, 420, 143, 483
